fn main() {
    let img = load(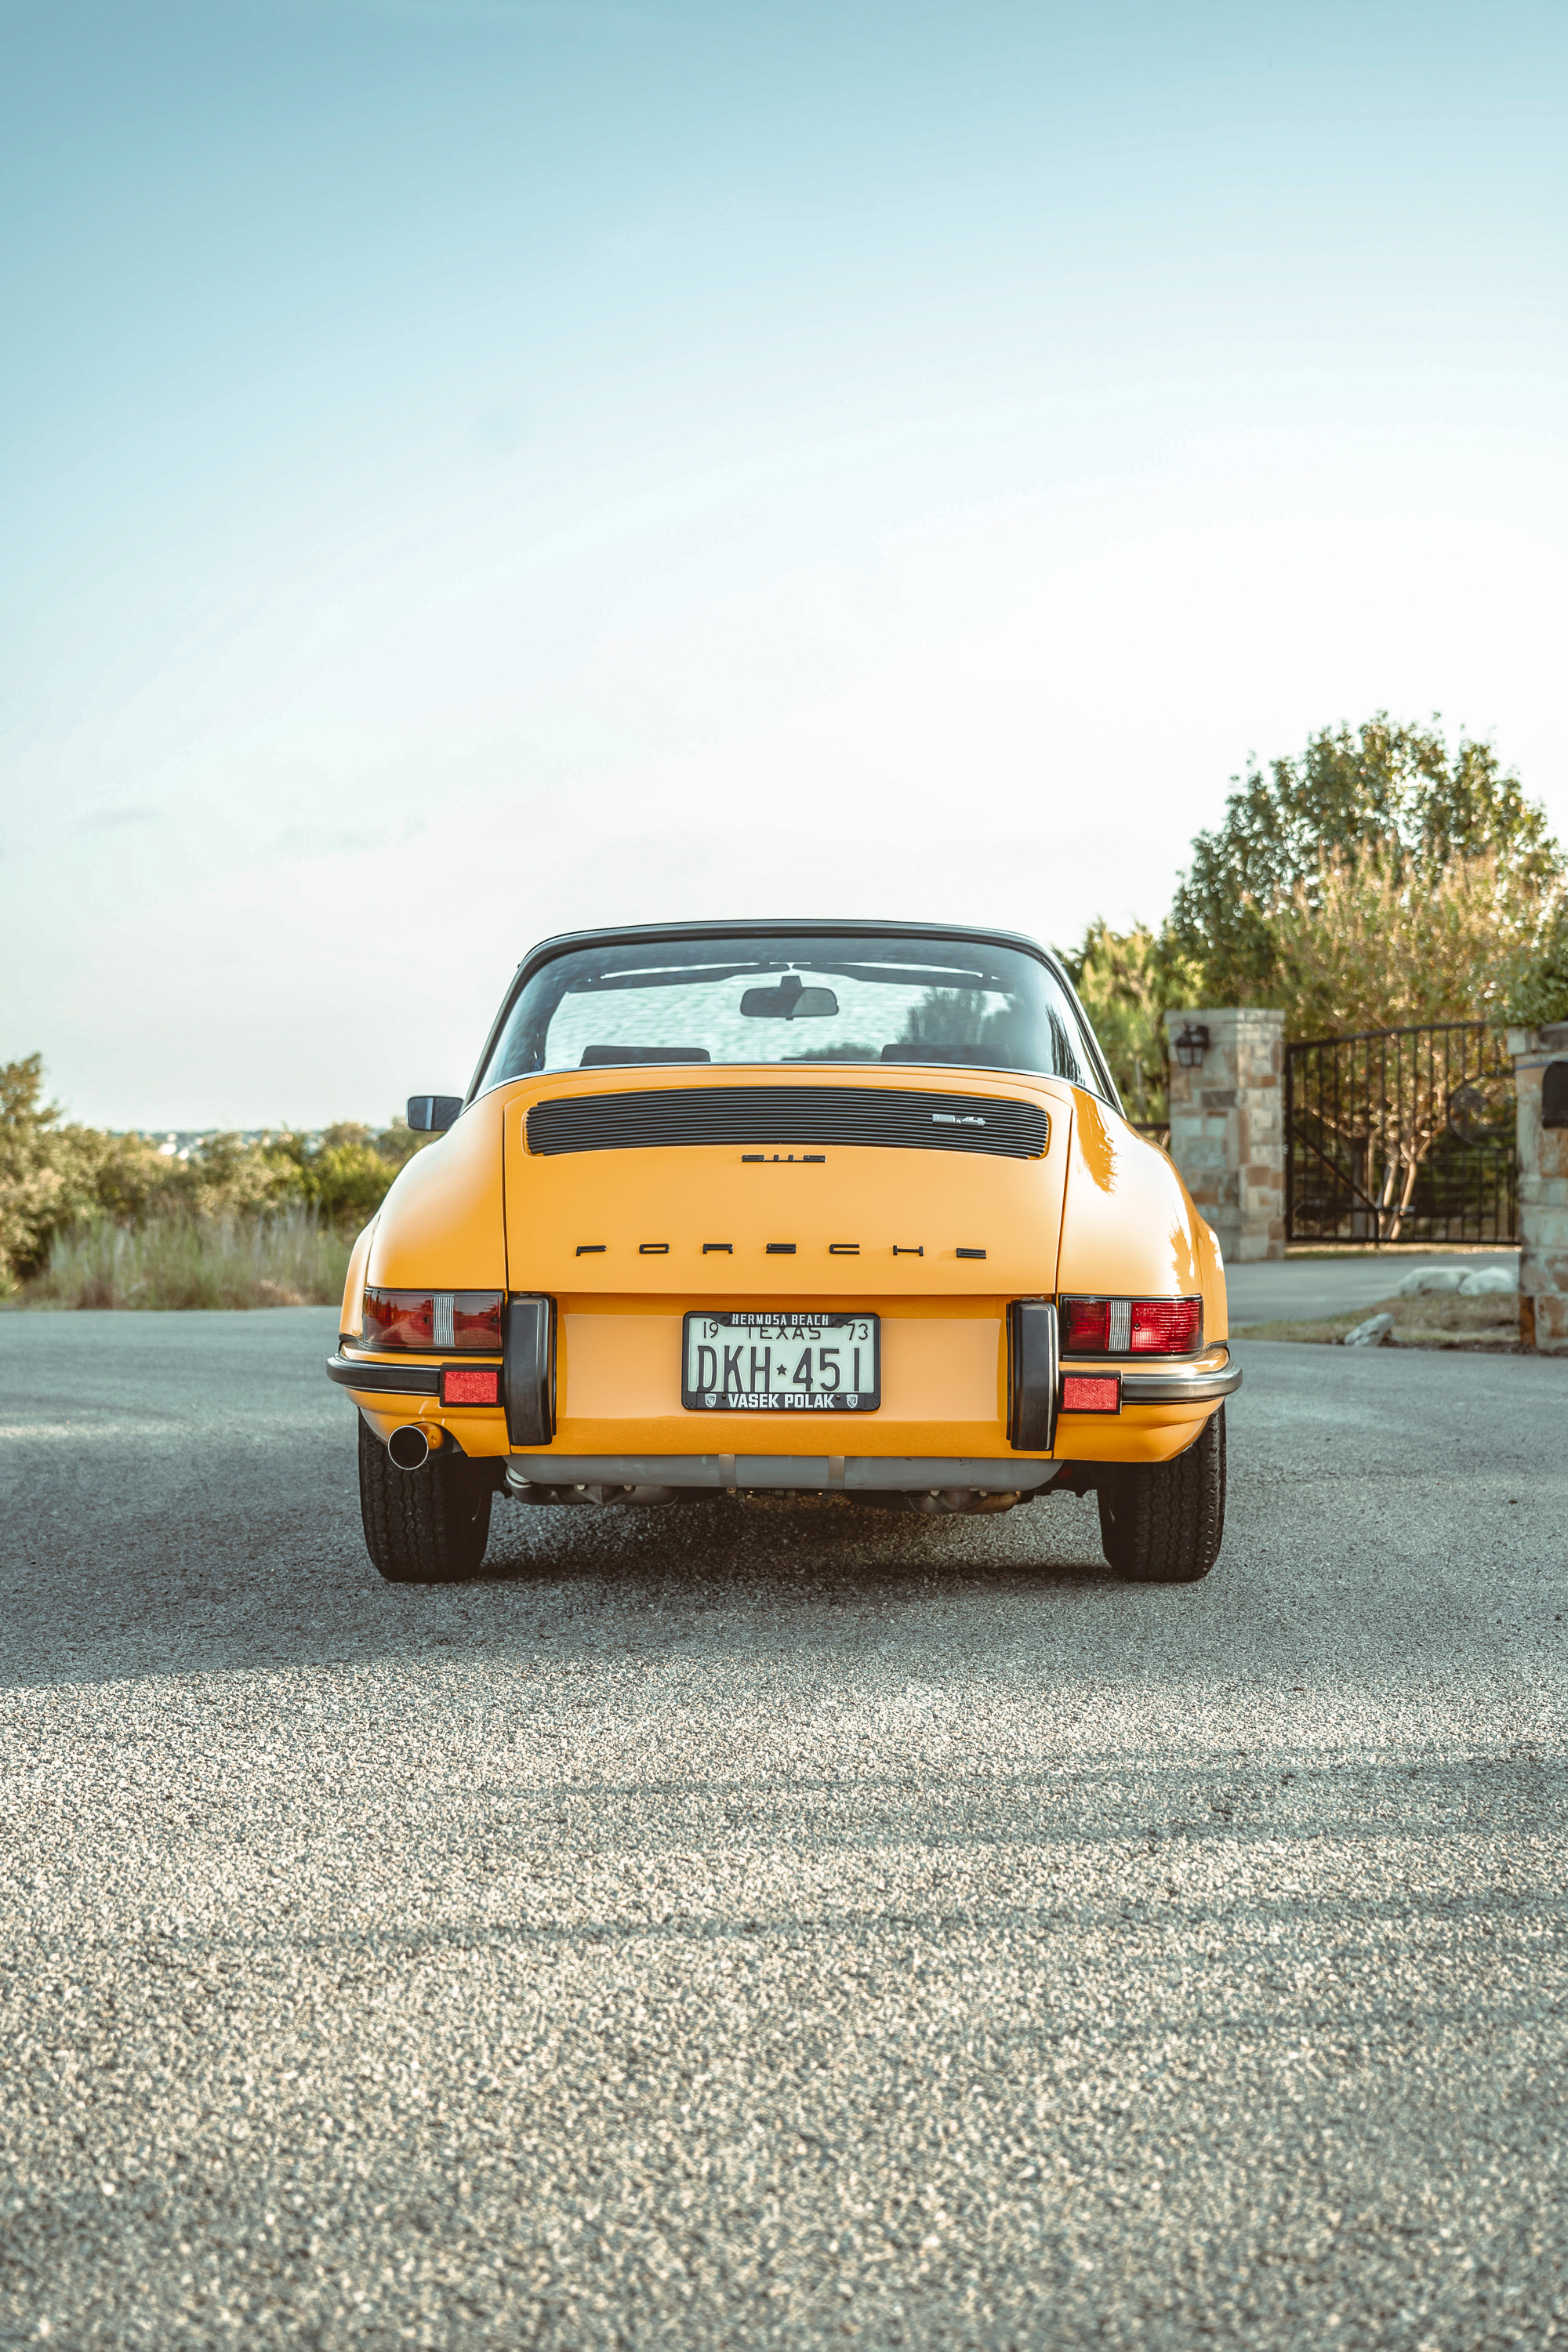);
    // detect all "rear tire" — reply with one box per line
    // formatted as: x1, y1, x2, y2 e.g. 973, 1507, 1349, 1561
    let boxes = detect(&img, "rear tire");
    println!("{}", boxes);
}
1097, 1406, 1225, 1583
358, 1417, 493, 1583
